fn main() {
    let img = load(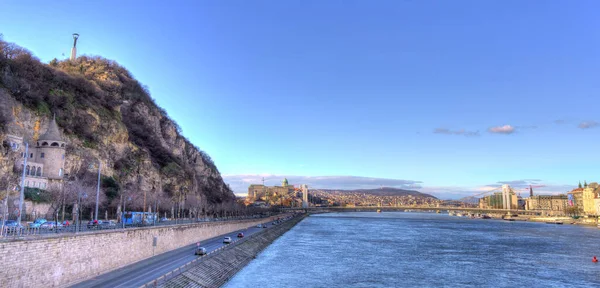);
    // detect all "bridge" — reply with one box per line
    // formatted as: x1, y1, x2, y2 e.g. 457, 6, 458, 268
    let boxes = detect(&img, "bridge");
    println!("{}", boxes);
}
285, 206, 542, 215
